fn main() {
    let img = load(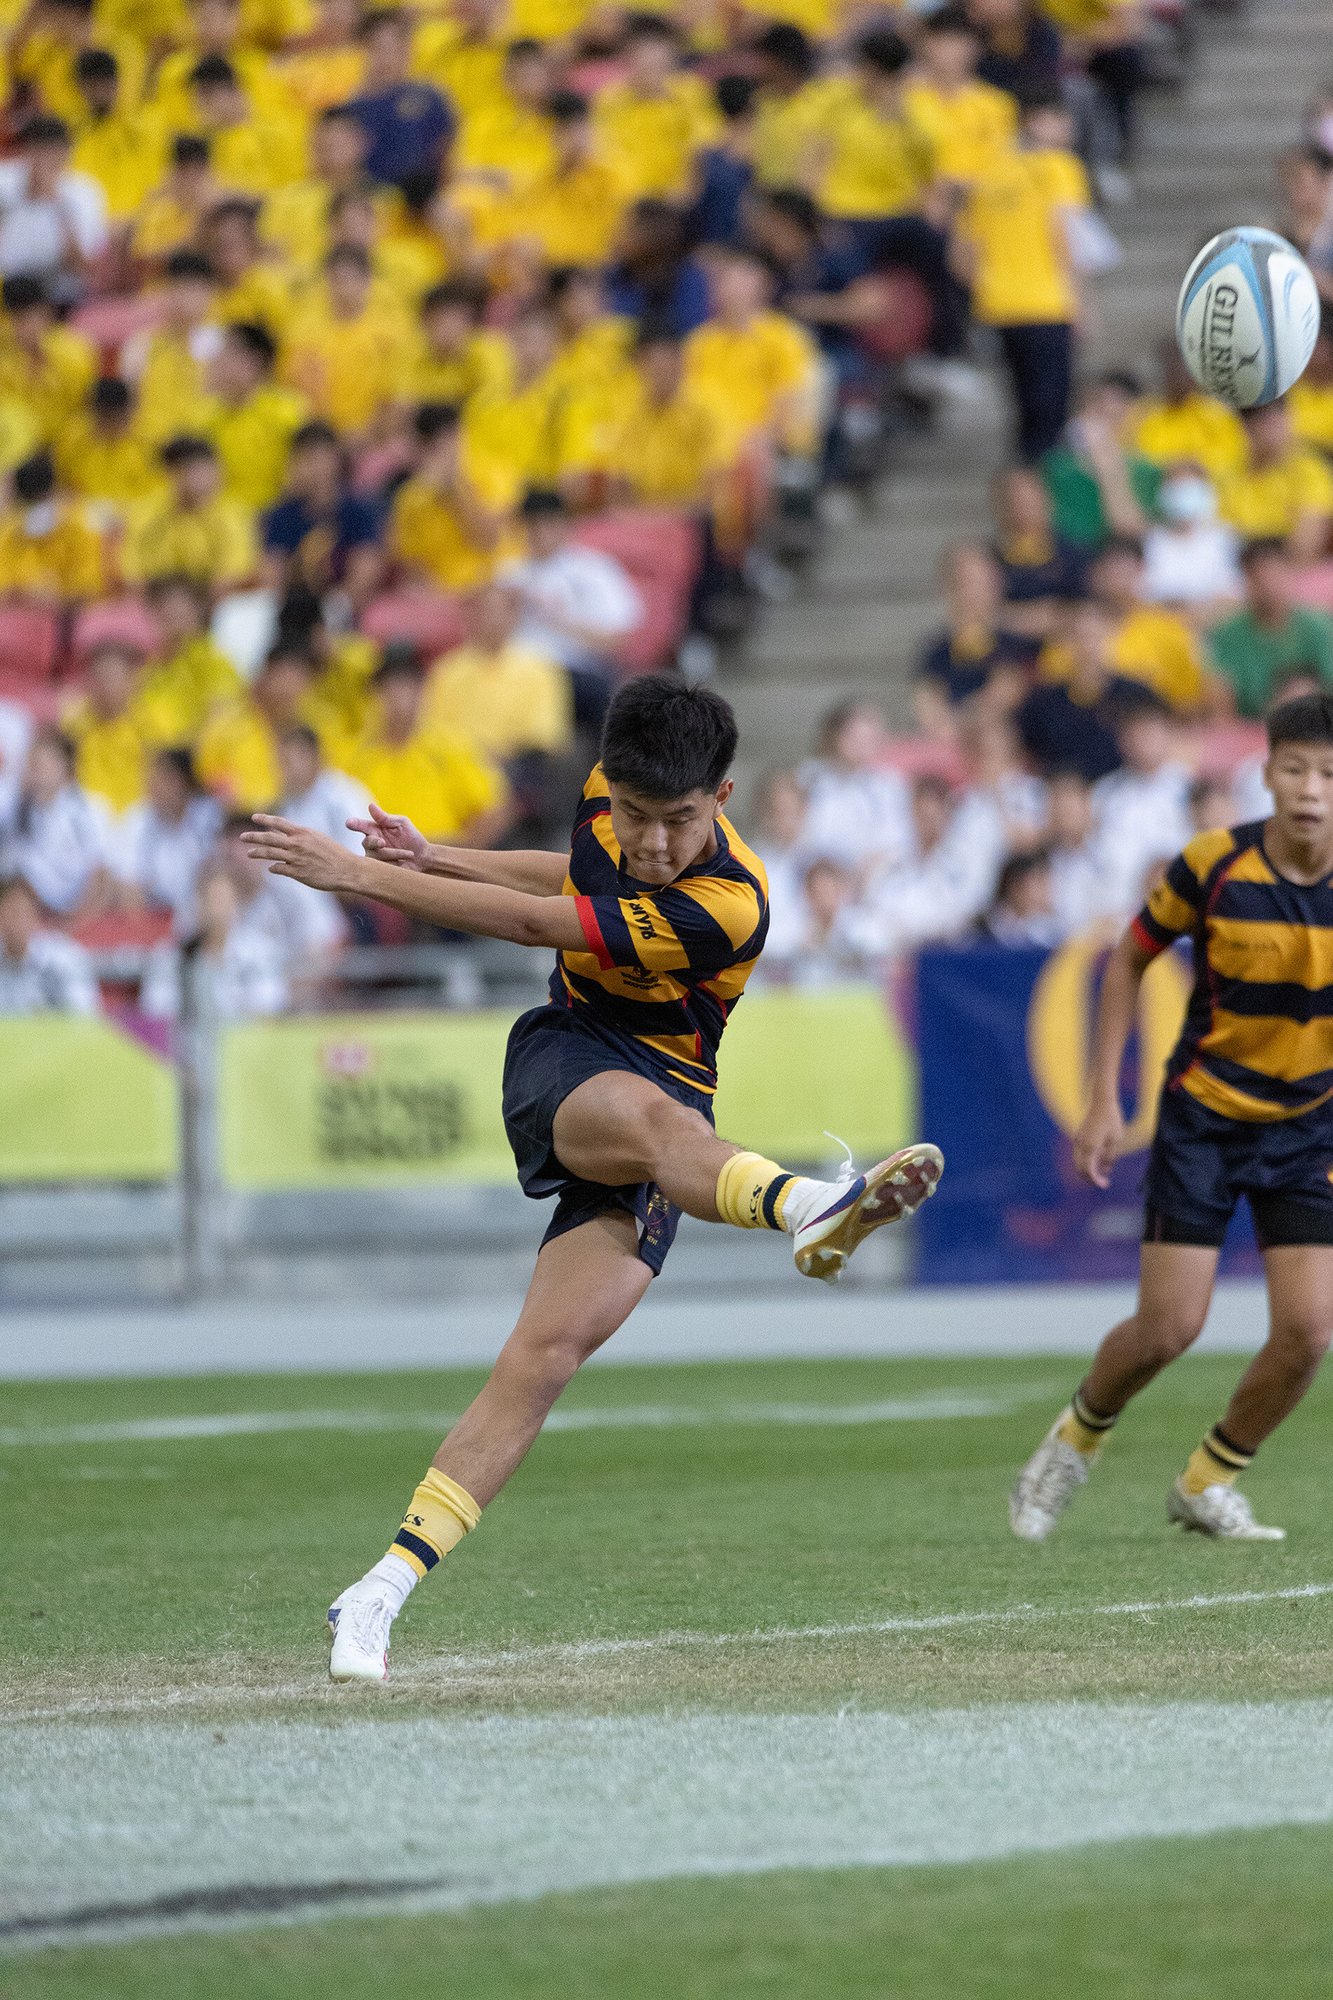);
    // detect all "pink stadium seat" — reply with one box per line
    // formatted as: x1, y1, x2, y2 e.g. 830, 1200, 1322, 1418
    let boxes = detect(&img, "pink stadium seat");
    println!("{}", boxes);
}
566, 57, 626, 94
880, 737, 971, 787
71, 597, 161, 665
1289, 561, 1333, 613
352, 440, 412, 495
71, 908, 175, 952
855, 271, 935, 364
360, 589, 467, 658
0, 668, 59, 722
1190, 720, 1268, 776
0, 602, 62, 682
575, 510, 701, 670
70, 293, 166, 367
